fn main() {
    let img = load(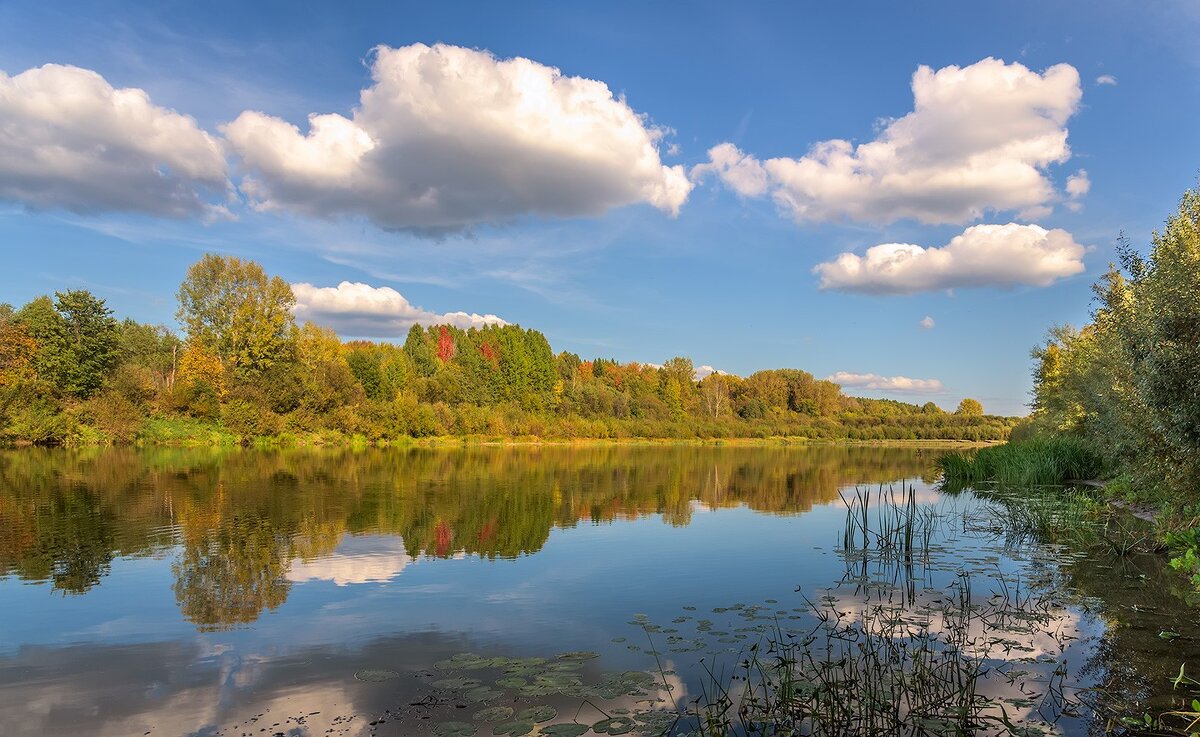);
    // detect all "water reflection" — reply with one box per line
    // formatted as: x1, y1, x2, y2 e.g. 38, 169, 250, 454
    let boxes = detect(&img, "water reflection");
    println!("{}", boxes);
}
0, 445, 936, 629
4, 446, 1195, 736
